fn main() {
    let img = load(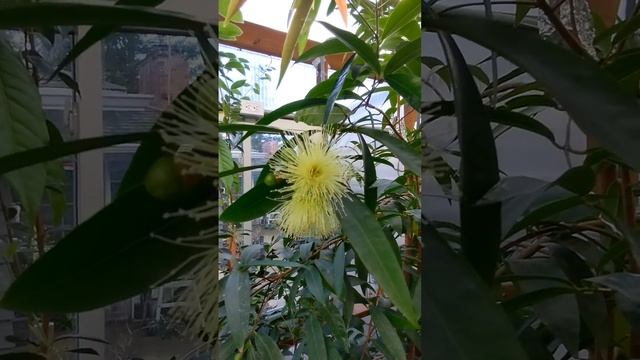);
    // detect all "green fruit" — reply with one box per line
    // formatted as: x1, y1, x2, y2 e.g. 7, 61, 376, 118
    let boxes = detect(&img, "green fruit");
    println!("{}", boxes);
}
144, 156, 184, 200
263, 172, 277, 187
